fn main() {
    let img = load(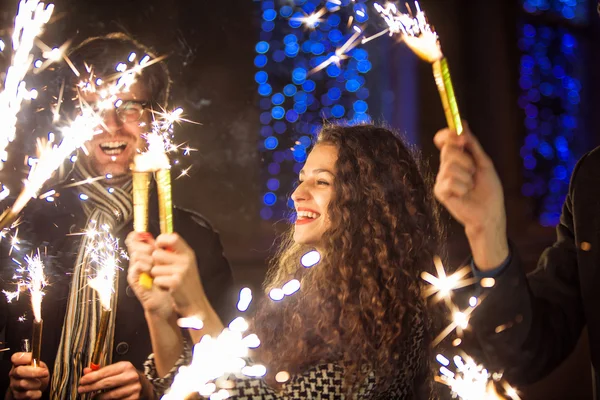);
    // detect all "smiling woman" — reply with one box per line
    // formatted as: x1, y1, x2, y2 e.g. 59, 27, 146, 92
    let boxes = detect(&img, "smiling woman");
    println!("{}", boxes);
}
143, 124, 443, 399
250, 124, 442, 397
